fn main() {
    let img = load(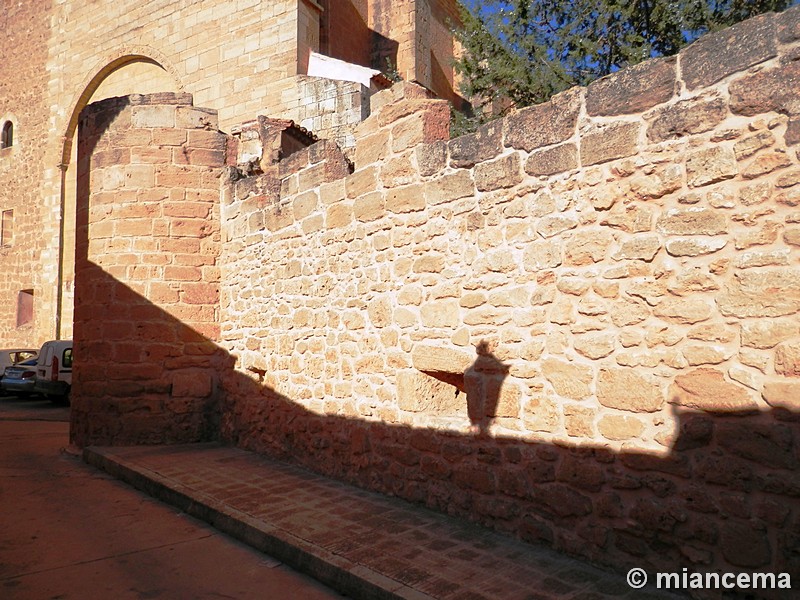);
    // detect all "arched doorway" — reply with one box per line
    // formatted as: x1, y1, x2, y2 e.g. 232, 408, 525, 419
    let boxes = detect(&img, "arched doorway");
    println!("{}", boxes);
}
57, 55, 181, 339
